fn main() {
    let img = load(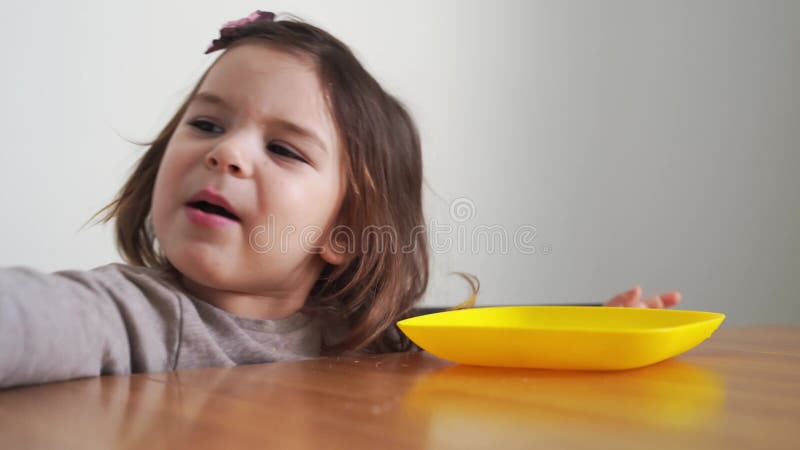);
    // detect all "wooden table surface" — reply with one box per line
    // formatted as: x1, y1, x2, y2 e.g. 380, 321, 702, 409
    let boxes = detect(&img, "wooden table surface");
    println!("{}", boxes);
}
1, 325, 798, 450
